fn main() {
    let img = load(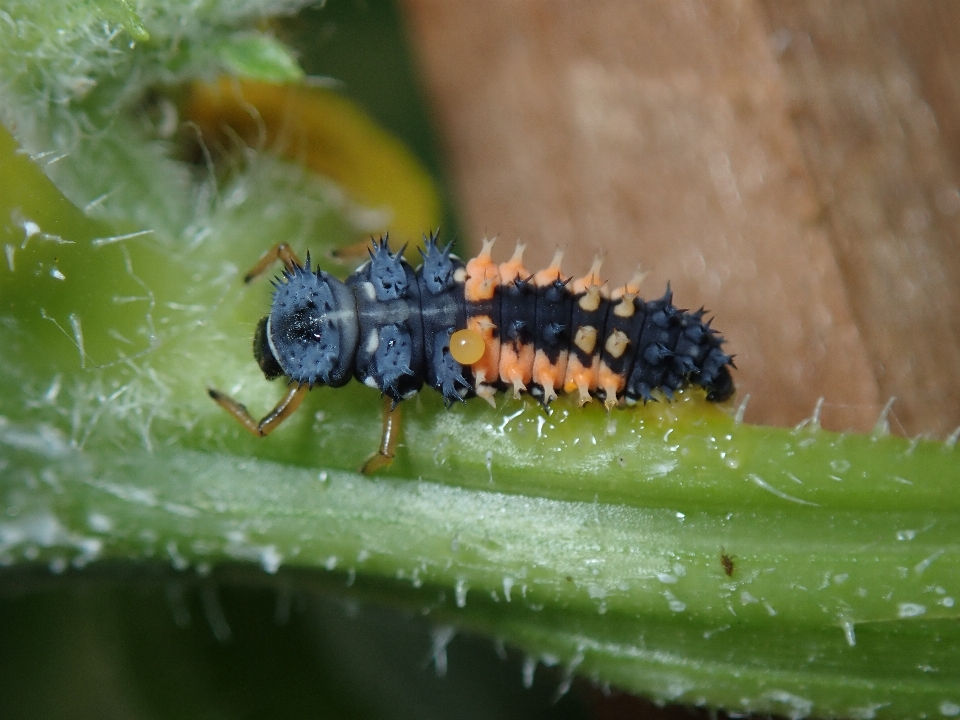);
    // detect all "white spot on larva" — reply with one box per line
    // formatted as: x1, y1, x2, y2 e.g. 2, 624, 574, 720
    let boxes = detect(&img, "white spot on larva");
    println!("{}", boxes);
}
324, 555, 338, 570
365, 330, 379, 354
50, 267, 66, 281
940, 597, 955, 608
455, 578, 468, 607
897, 602, 926, 618
363, 377, 378, 389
